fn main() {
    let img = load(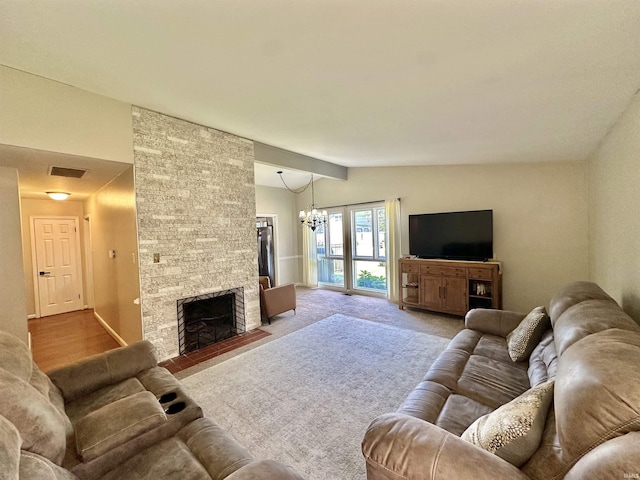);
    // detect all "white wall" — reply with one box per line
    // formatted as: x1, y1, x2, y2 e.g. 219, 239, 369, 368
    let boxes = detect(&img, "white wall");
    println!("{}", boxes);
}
300, 161, 589, 313
588, 92, 640, 322
0, 167, 29, 343
255, 185, 300, 285
0, 66, 133, 163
